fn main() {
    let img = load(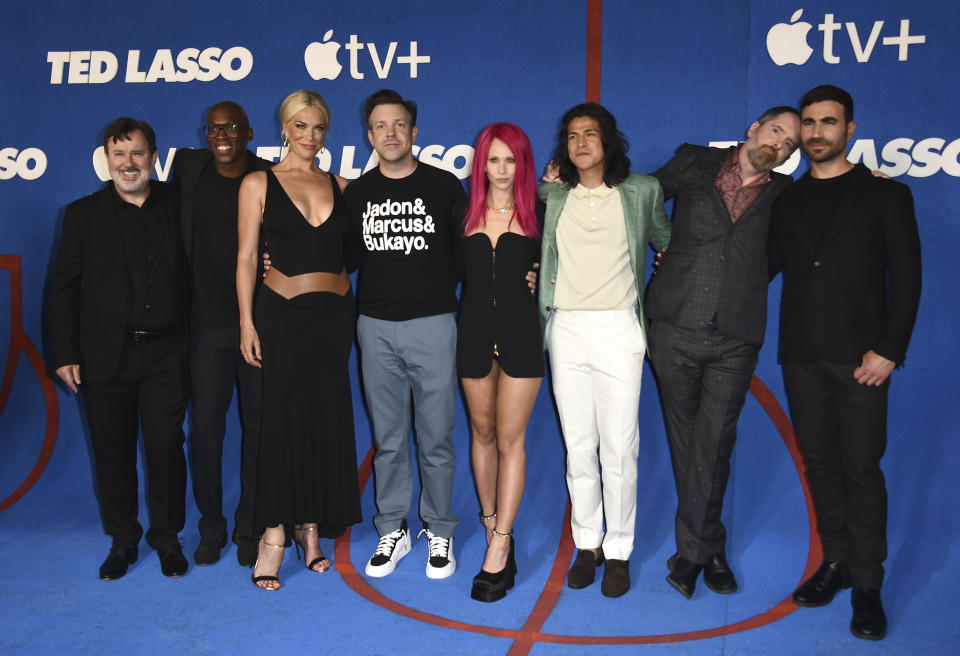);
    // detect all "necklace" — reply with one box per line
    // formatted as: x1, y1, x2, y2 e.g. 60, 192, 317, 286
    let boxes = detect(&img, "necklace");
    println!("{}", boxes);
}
487, 202, 514, 215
